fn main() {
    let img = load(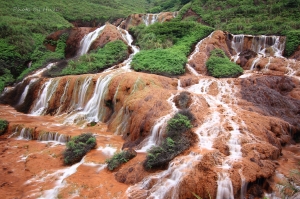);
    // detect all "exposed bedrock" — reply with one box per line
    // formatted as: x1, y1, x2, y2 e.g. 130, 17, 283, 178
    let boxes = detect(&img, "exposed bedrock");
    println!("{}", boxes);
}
240, 76, 300, 130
